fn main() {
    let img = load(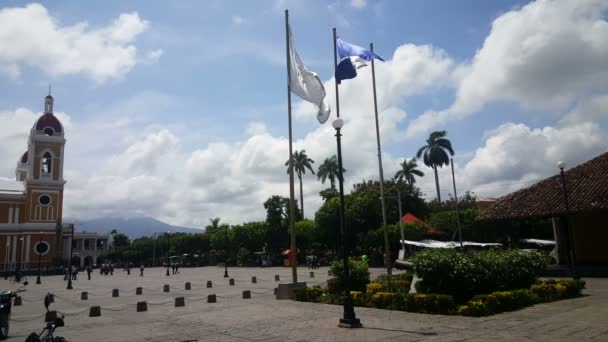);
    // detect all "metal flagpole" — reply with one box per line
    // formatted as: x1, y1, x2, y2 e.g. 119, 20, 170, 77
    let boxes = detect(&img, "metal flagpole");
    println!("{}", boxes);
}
285, 10, 297, 283
333, 27, 361, 329
370, 43, 392, 283
450, 158, 463, 247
